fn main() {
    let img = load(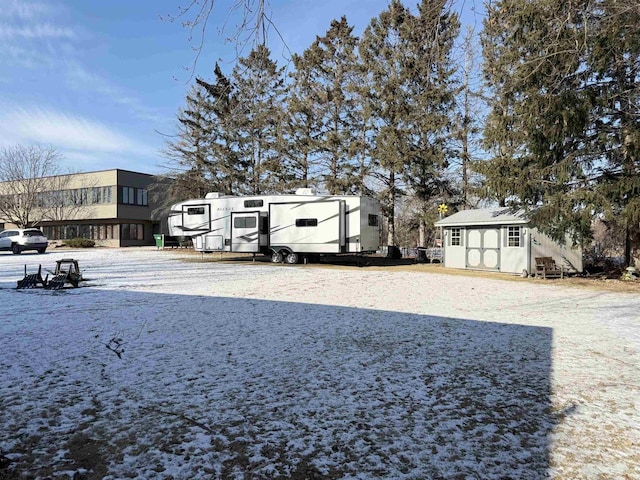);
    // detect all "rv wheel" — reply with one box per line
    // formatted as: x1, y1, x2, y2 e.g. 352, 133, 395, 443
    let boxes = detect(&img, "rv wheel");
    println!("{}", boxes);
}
271, 251, 283, 263
285, 252, 299, 264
